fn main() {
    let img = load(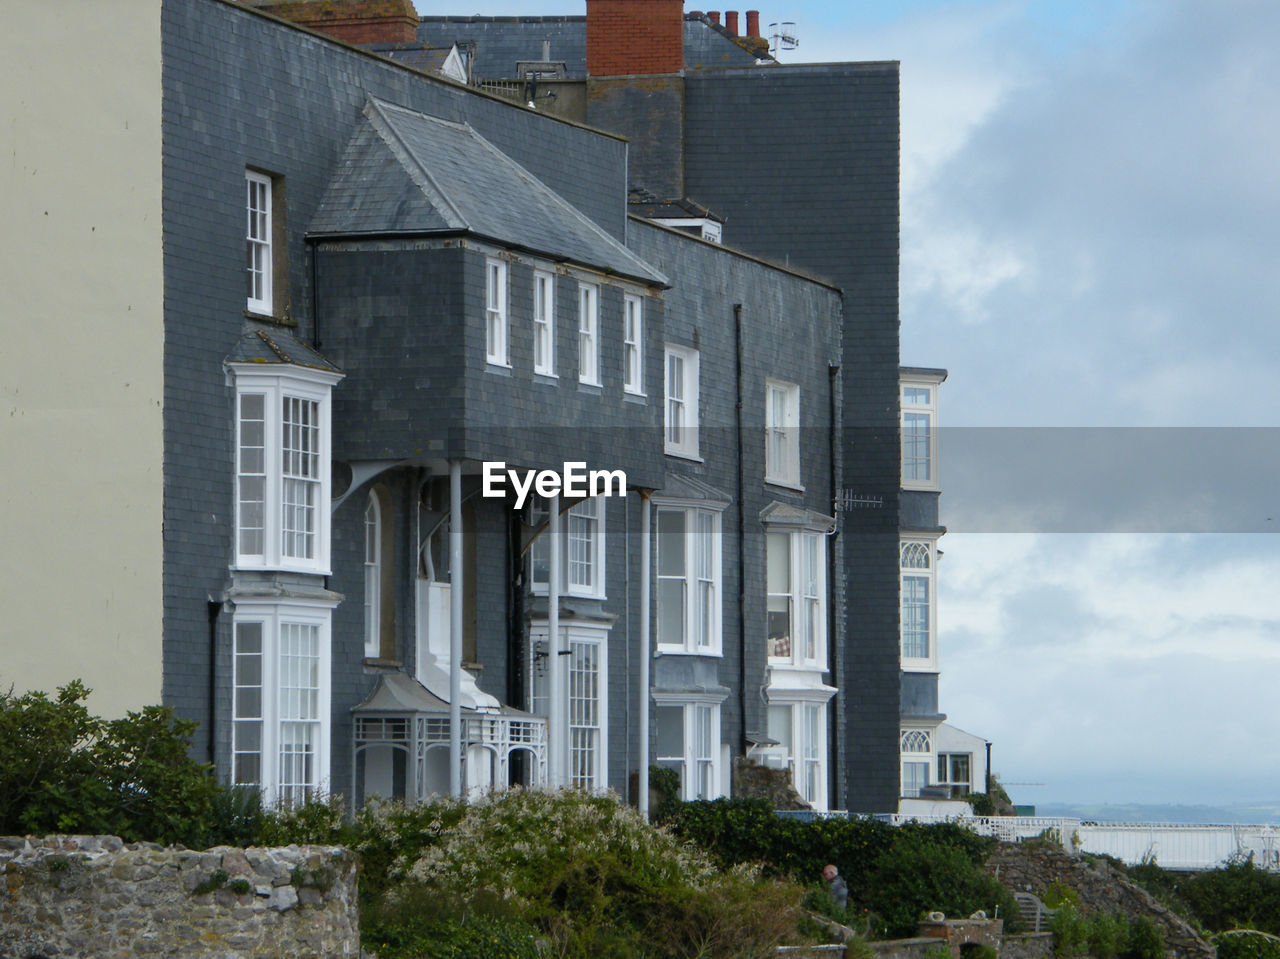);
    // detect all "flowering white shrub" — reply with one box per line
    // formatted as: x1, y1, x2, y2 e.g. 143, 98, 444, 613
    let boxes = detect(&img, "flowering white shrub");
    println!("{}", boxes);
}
401, 788, 716, 901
